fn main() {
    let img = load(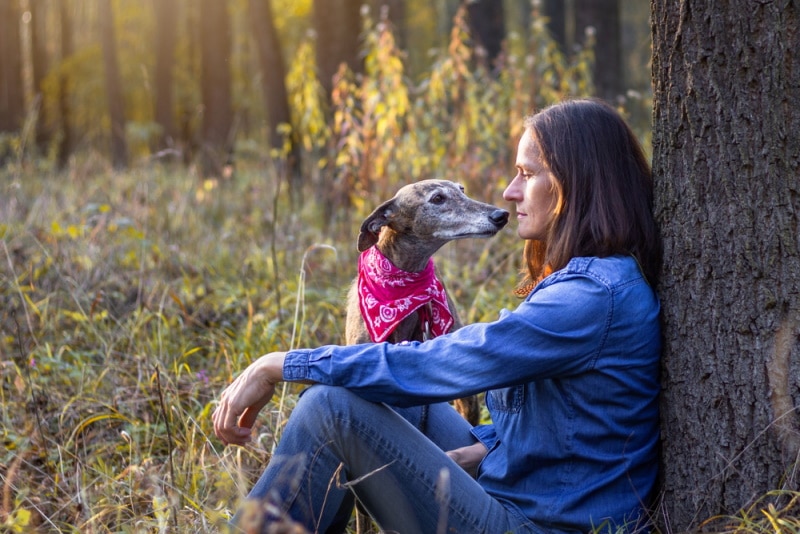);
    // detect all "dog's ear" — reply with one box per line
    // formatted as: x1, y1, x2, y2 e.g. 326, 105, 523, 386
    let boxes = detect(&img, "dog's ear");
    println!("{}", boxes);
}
357, 199, 395, 251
